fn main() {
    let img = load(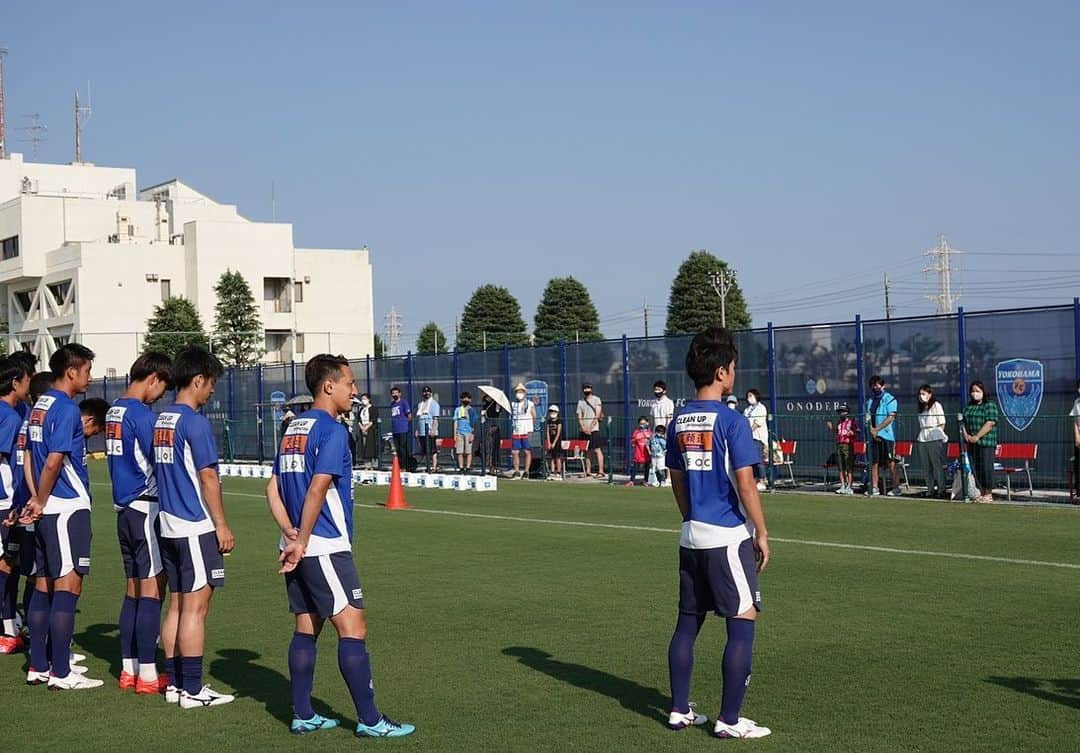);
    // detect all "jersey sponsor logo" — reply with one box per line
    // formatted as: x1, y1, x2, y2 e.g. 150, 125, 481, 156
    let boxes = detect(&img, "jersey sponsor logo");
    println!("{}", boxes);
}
675, 412, 717, 432
279, 419, 312, 472
153, 413, 180, 465
676, 412, 717, 472
16, 421, 26, 464
211, 568, 225, 579
351, 587, 364, 600
278, 453, 306, 473
105, 406, 126, 457
78, 557, 91, 568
